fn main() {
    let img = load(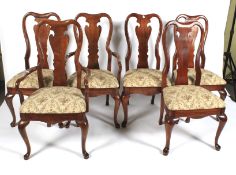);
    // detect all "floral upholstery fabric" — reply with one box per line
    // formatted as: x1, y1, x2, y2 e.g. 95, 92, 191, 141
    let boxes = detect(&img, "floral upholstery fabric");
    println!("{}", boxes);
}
163, 85, 225, 111
123, 68, 171, 87
173, 68, 226, 85
20, 87, 86, 114
7, 69, 53, 88
68, 69, 119, 88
